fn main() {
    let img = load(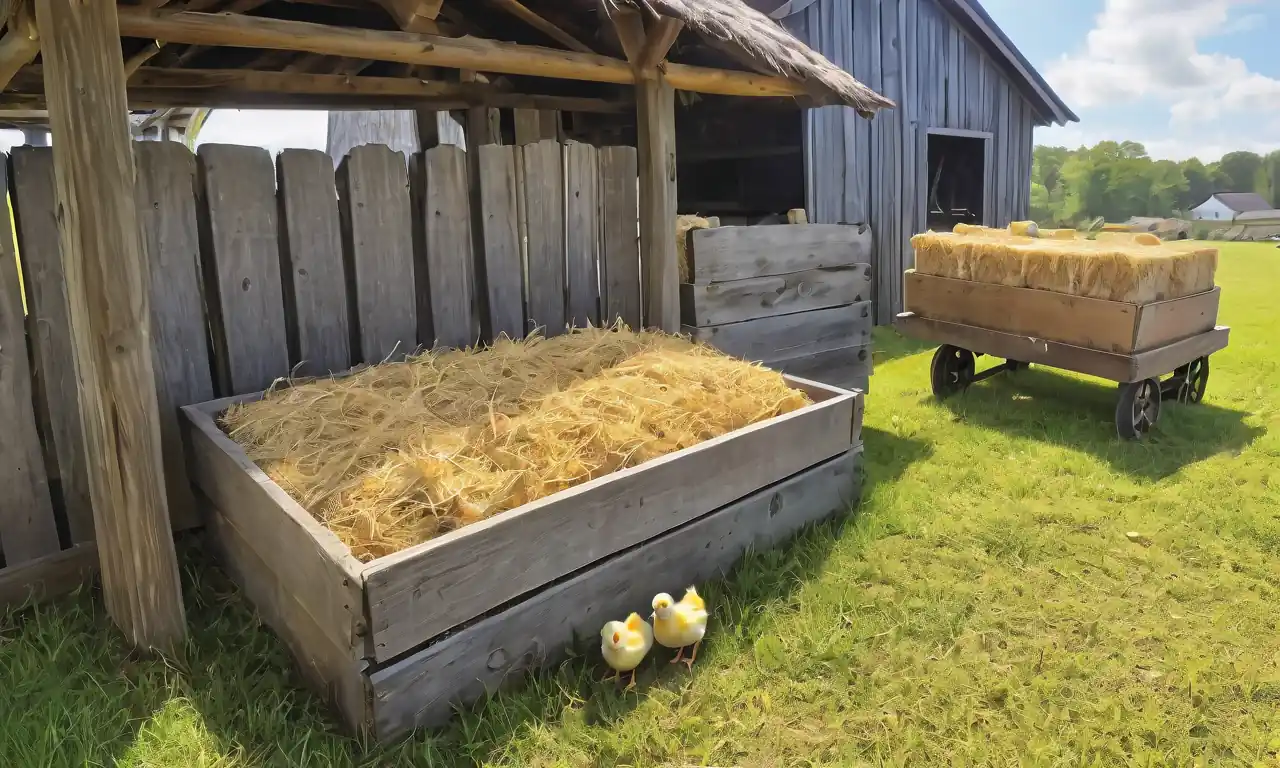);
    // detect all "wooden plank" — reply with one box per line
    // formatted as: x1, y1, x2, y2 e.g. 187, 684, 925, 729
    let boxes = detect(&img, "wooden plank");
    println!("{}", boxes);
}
336, 143, 418, 362
766, 344, 872, 396
685, 302, 872, 363
1133, 289, 1221, 352
904, 271, 1140, 353
689, 224, 872, 283
0, 154, 60, 564
598, 145, 640, 328
134, 141, 216, 531
946, 25, 960, 127
196, 143, 291, 396
370, 447, 863, 738
513, 108, 558, 144
276, 148, 352, 377
181, 404, 368, 660
205, 495, 368, 734
362, 380, 858, 662
680, 265, 872, 327
415, 144, 477, 349
1131, 327, 1230, 382
37, 0, 187, 650
519, 140, 566, 336
477, 143, 525, 340
564, 141, 599, 329
9, 146, 93, 545
894, 312, 1135, 382
0, 542, 98, 613
637, 75, 679, 331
